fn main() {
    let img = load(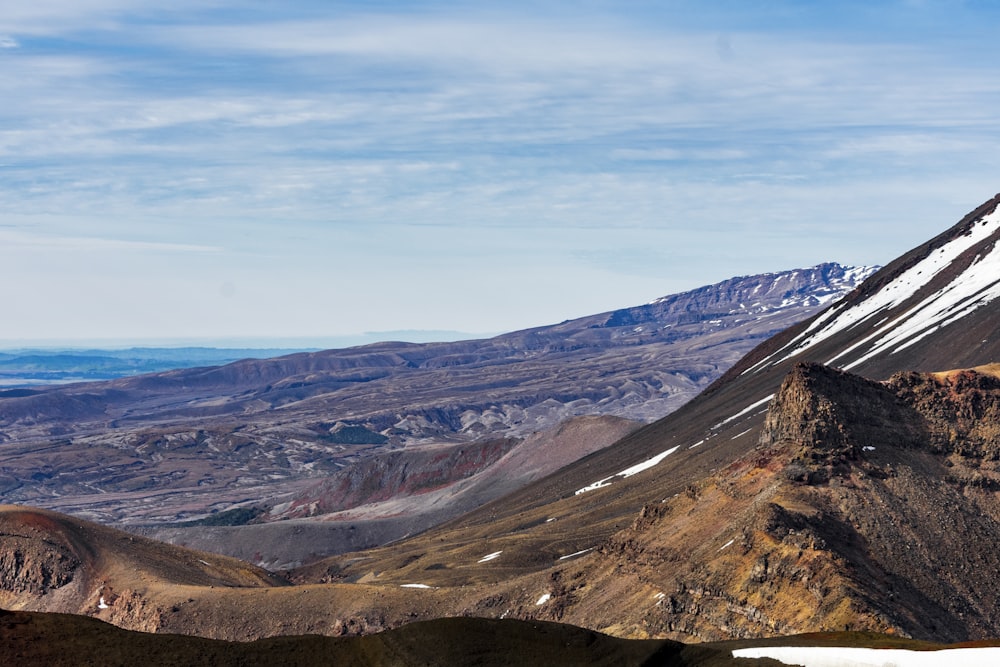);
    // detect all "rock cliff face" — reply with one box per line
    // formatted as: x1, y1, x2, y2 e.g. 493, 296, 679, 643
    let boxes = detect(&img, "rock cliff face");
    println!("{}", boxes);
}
761, 362, 1000, 470
496, 363, 1000, 642
0, 536, 79, 597
893, 366, 1000, 457
760, 363, 928, 482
